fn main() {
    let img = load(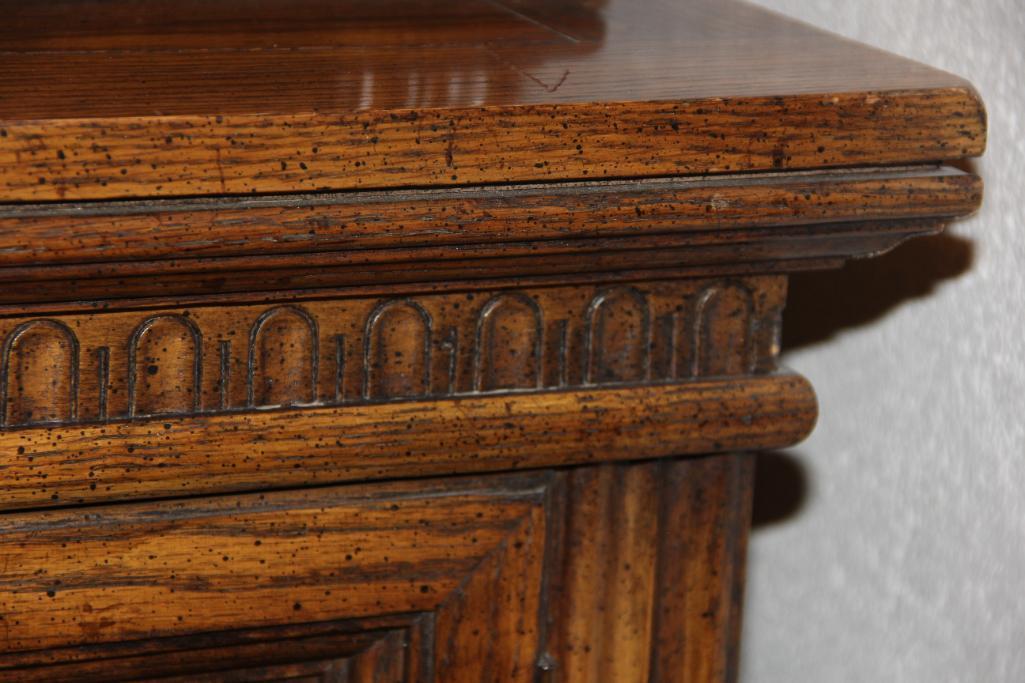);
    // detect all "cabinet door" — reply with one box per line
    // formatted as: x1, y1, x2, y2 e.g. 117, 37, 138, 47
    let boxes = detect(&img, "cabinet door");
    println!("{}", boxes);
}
0, 457, 751, 682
